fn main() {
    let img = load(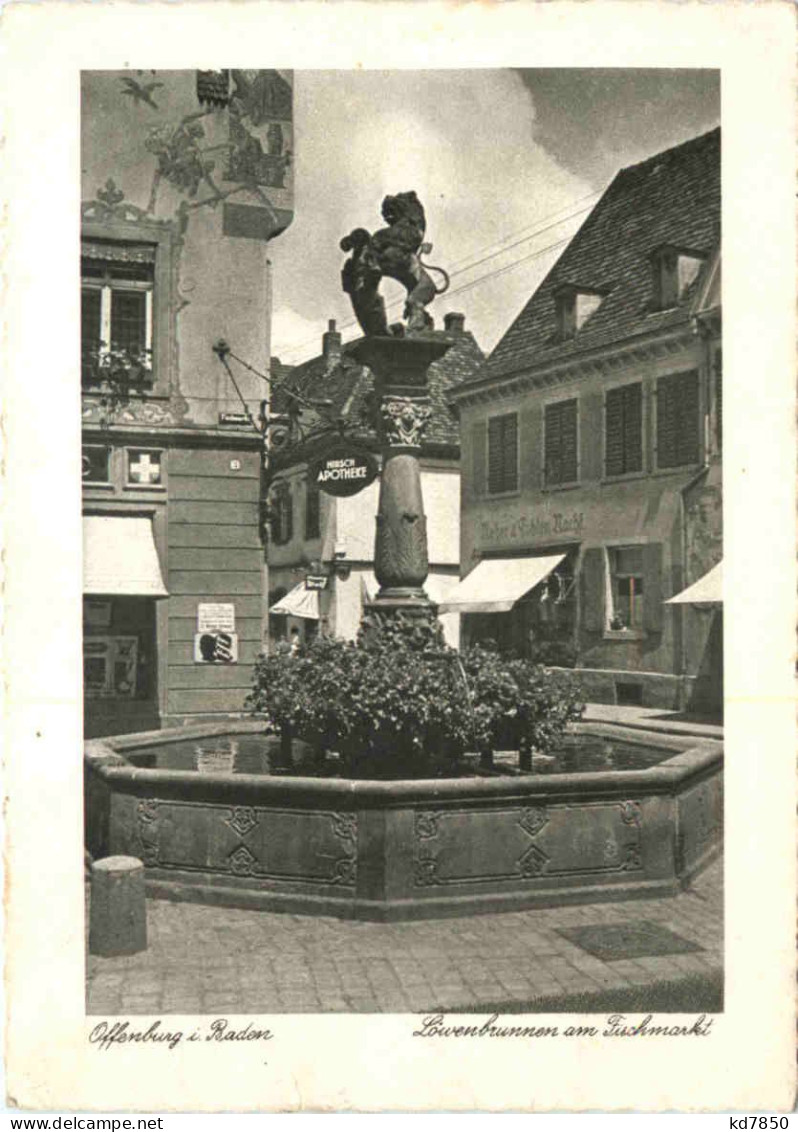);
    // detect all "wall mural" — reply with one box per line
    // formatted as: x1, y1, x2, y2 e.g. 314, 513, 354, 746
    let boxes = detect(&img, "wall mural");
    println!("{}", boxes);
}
81, 69, 293, 427
82, 69, 293, 238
